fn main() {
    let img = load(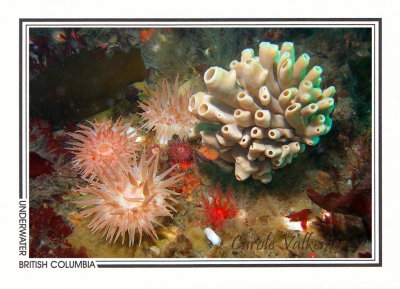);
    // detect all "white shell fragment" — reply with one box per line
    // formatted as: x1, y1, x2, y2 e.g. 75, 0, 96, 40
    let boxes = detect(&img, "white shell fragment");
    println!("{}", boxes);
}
204, 227, 221, 246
